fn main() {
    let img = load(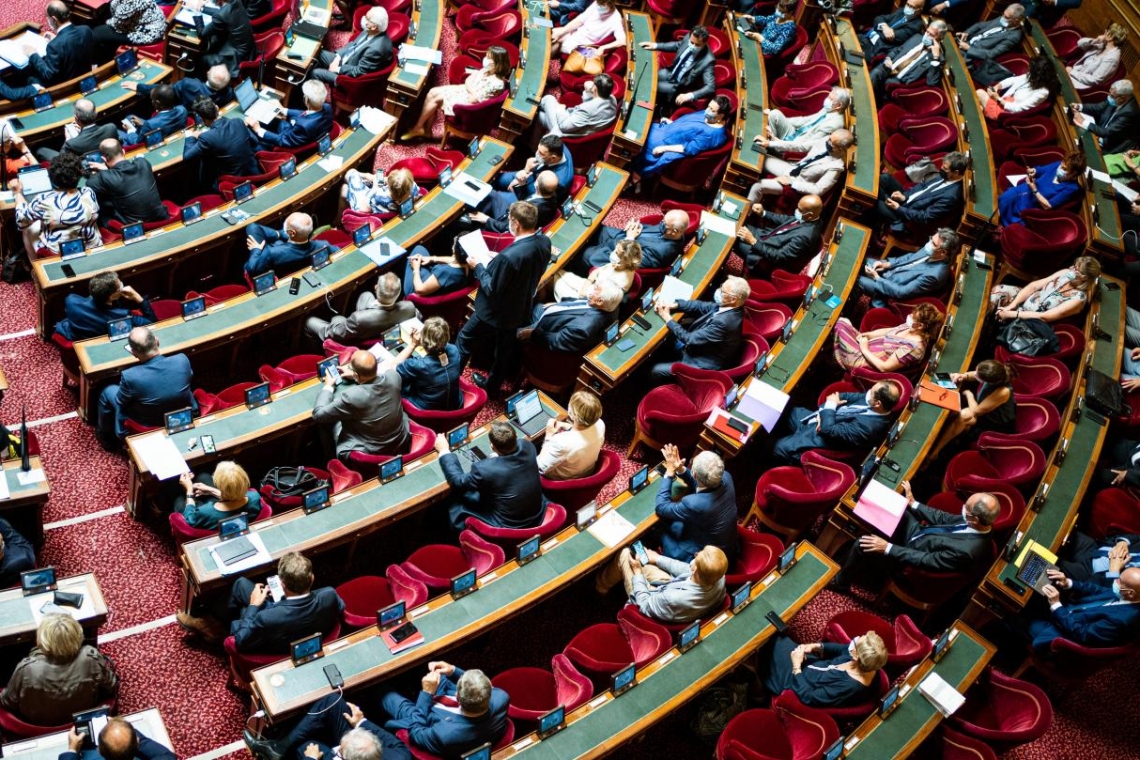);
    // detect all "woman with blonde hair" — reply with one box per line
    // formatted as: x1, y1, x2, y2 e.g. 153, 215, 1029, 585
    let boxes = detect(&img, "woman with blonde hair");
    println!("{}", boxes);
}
393, 317, 463, 411
0, 613, 119, 725
832, 302, 942, 372
550, 239, 642, 303
990, 255, 1101, 324
1068, 23, 1126, 91
173, 460, 262, 529
761, 630, 888, 706
537, 390, 606, 479
341, 167, 419, 217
